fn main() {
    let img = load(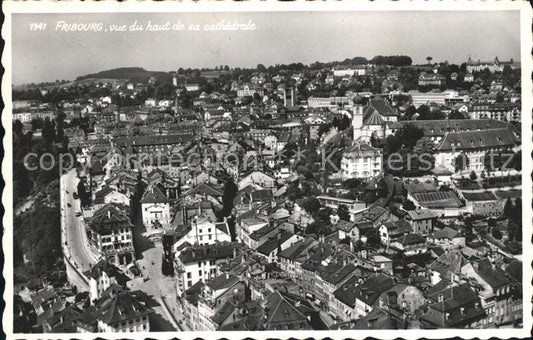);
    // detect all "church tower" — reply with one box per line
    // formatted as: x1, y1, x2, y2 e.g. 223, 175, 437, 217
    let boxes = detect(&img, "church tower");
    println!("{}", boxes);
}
352, 105, 364, 141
